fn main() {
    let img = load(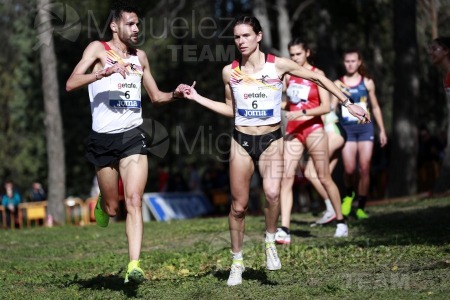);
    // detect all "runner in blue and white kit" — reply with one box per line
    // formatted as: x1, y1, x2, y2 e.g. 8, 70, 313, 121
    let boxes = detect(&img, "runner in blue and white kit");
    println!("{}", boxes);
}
333, 49, 387, 220
181, 16, 369, 286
